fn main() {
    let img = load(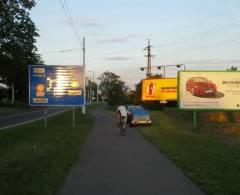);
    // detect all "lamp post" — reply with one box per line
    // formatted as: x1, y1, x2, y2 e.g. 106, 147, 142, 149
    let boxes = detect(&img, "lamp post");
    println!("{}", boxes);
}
141, 66, 165, 77
88, 70, 94, 103
140, 64, 186, 78
176, 64, 186, 70
157, 66, 166, 77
